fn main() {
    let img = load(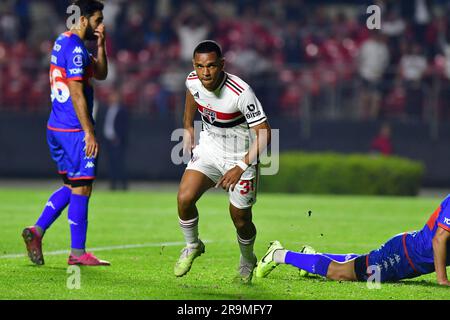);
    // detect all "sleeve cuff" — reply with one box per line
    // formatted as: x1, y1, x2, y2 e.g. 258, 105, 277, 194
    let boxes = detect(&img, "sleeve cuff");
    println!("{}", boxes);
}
67, 76, 84, 81
437, 223, 450, 232
248, 117, 267, 127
